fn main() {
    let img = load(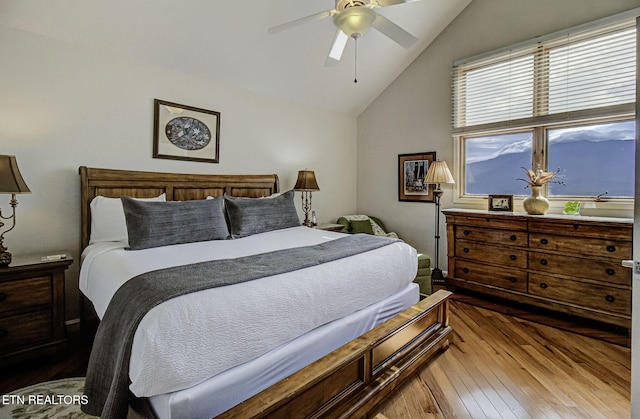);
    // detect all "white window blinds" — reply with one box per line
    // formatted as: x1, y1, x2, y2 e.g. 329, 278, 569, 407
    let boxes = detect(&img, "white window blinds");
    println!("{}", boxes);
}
452, 14, 637, 133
